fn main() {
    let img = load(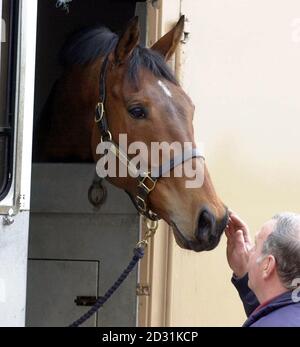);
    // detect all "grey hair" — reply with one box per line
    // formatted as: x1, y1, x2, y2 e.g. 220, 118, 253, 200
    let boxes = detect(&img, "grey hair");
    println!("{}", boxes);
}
260, 212, 300, 290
